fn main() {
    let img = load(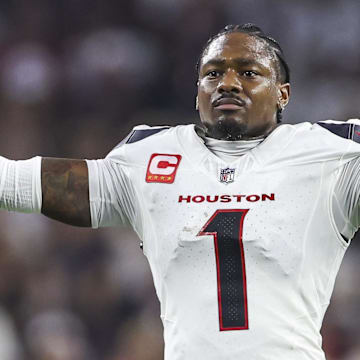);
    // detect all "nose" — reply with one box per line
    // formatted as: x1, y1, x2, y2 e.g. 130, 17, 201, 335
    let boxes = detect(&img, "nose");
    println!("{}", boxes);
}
217, 69, 242, 94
